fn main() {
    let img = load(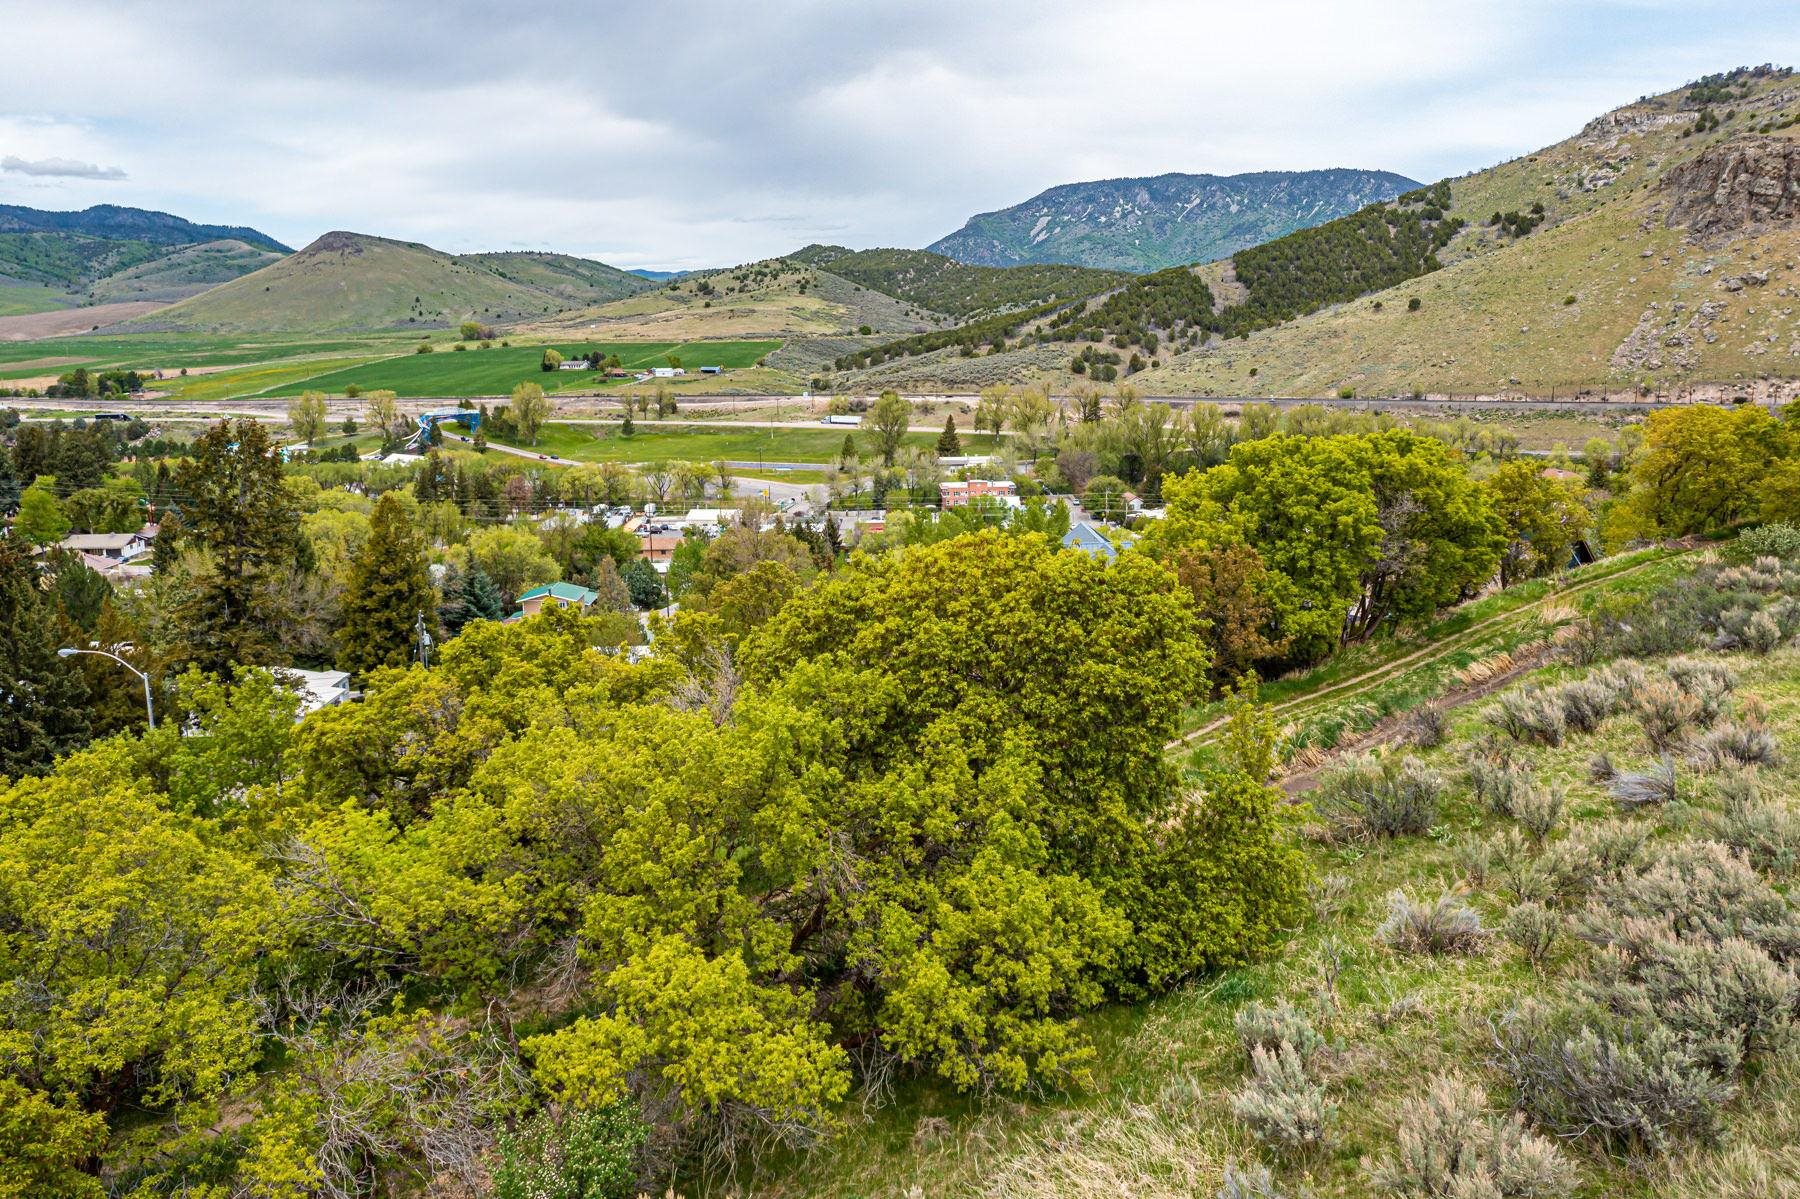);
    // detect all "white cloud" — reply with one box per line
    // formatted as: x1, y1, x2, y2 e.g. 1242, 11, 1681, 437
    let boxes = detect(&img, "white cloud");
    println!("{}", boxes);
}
0, 154, 126, 180
0, 0, 1793, 265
